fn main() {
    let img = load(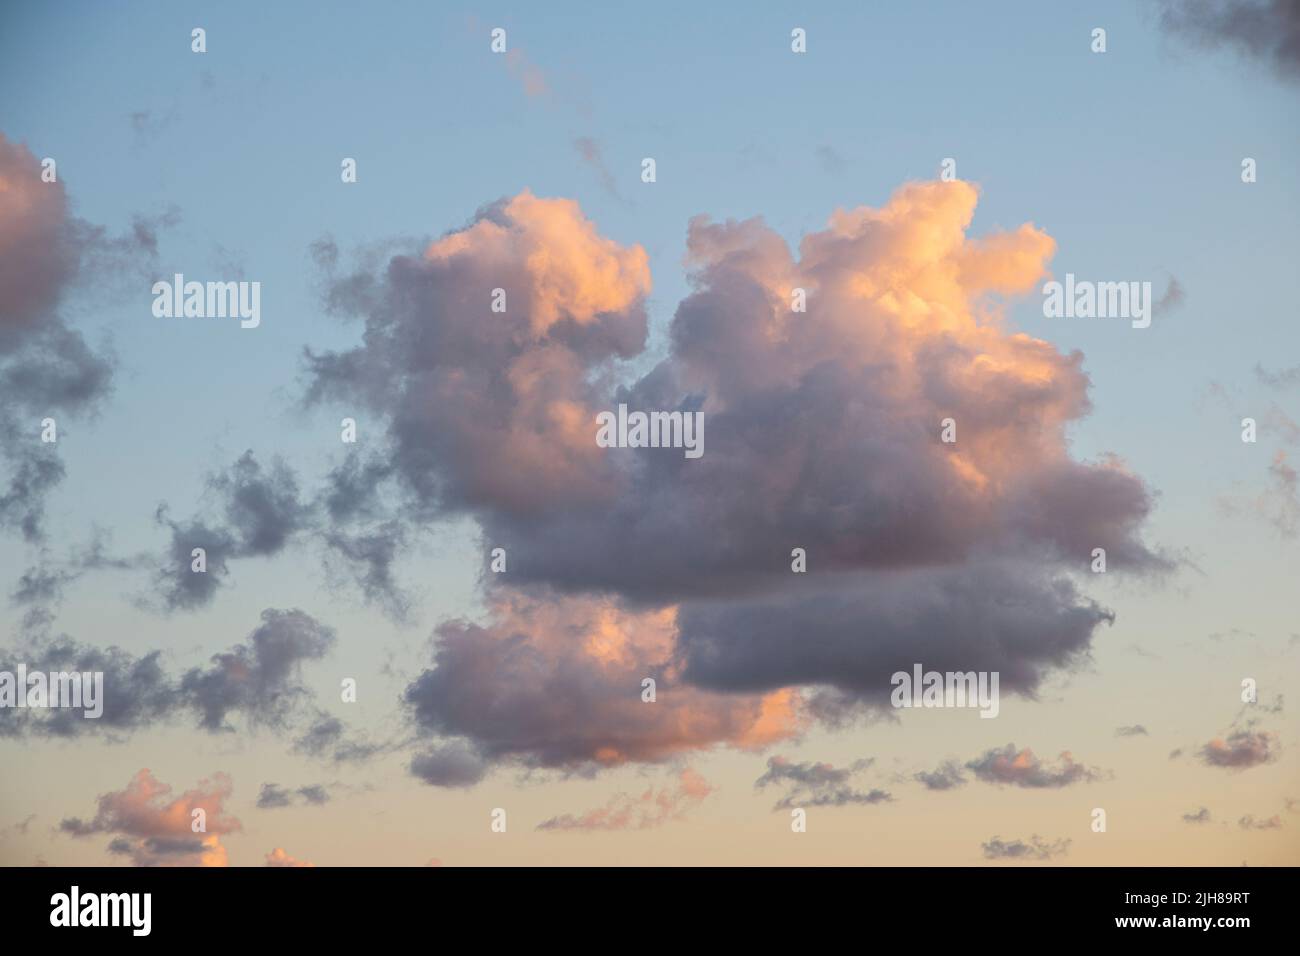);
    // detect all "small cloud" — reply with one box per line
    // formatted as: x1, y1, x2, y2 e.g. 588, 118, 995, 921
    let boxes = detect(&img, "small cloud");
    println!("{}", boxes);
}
1238, 813, 1283, 830
265, 847, 314, 867
914, 759, 967, 791
59, 769, 239, 867
1182, 807, 1212, 824
573, 137, 624, 202
1255, 363, 1300, 389
297, 784, 330, 806
504, 47, 548, 98
128, 109, 176, 146
1152, 276, 1184, 316
256, 782, 330, 809
0, 814, 36, 838
1198, 729, 1279, 770
1153, 0, 1300, 84
409, 741, 489, 789
966, 744, 1105, 788
256, 783, 293, 809
755, 756, 890, 810
1115, 724, 1149, 737
981, 834, 1070, 861
537, 768, 713, 832
815, 144, 849, 174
